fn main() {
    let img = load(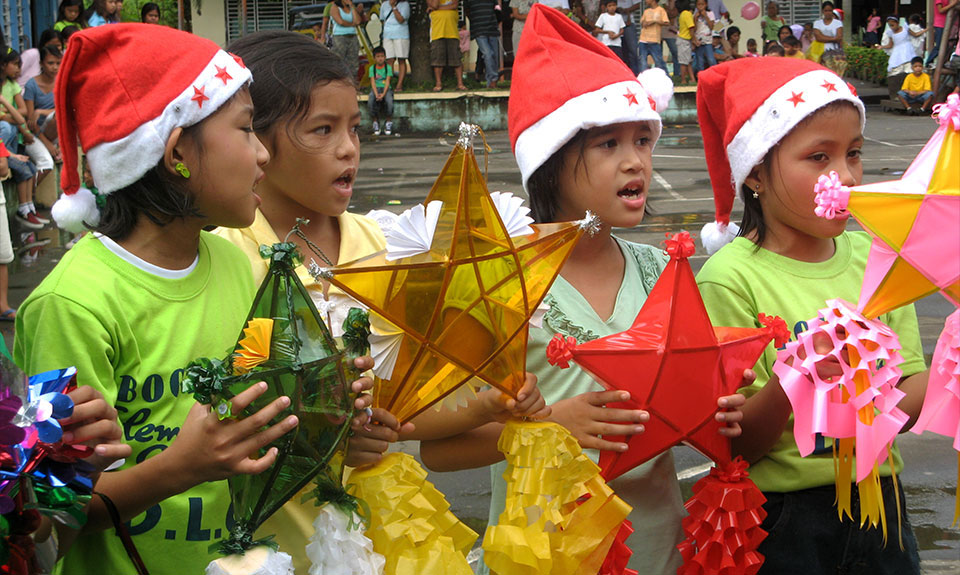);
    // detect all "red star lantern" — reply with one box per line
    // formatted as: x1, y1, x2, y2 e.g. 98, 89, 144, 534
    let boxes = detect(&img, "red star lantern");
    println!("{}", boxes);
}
547, 232, 789, 481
